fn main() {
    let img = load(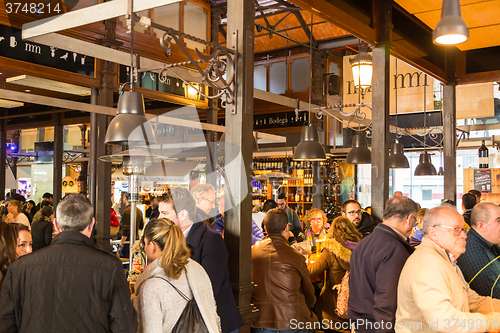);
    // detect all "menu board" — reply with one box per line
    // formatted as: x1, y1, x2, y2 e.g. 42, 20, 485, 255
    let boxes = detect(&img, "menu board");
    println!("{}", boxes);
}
474, 169, 492, 193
